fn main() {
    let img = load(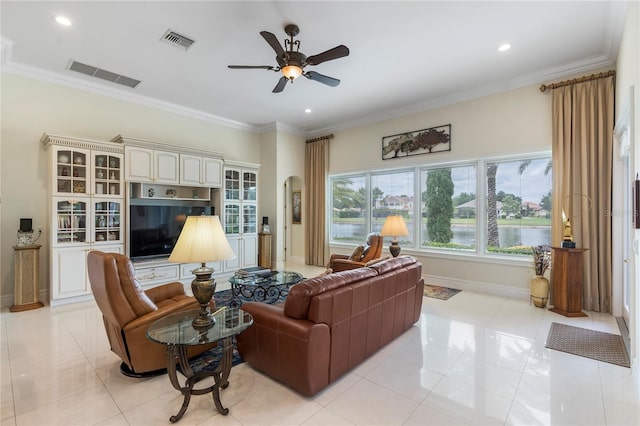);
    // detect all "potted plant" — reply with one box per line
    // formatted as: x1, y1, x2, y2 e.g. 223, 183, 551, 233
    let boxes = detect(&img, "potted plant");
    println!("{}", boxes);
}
531, 245, 551, 308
